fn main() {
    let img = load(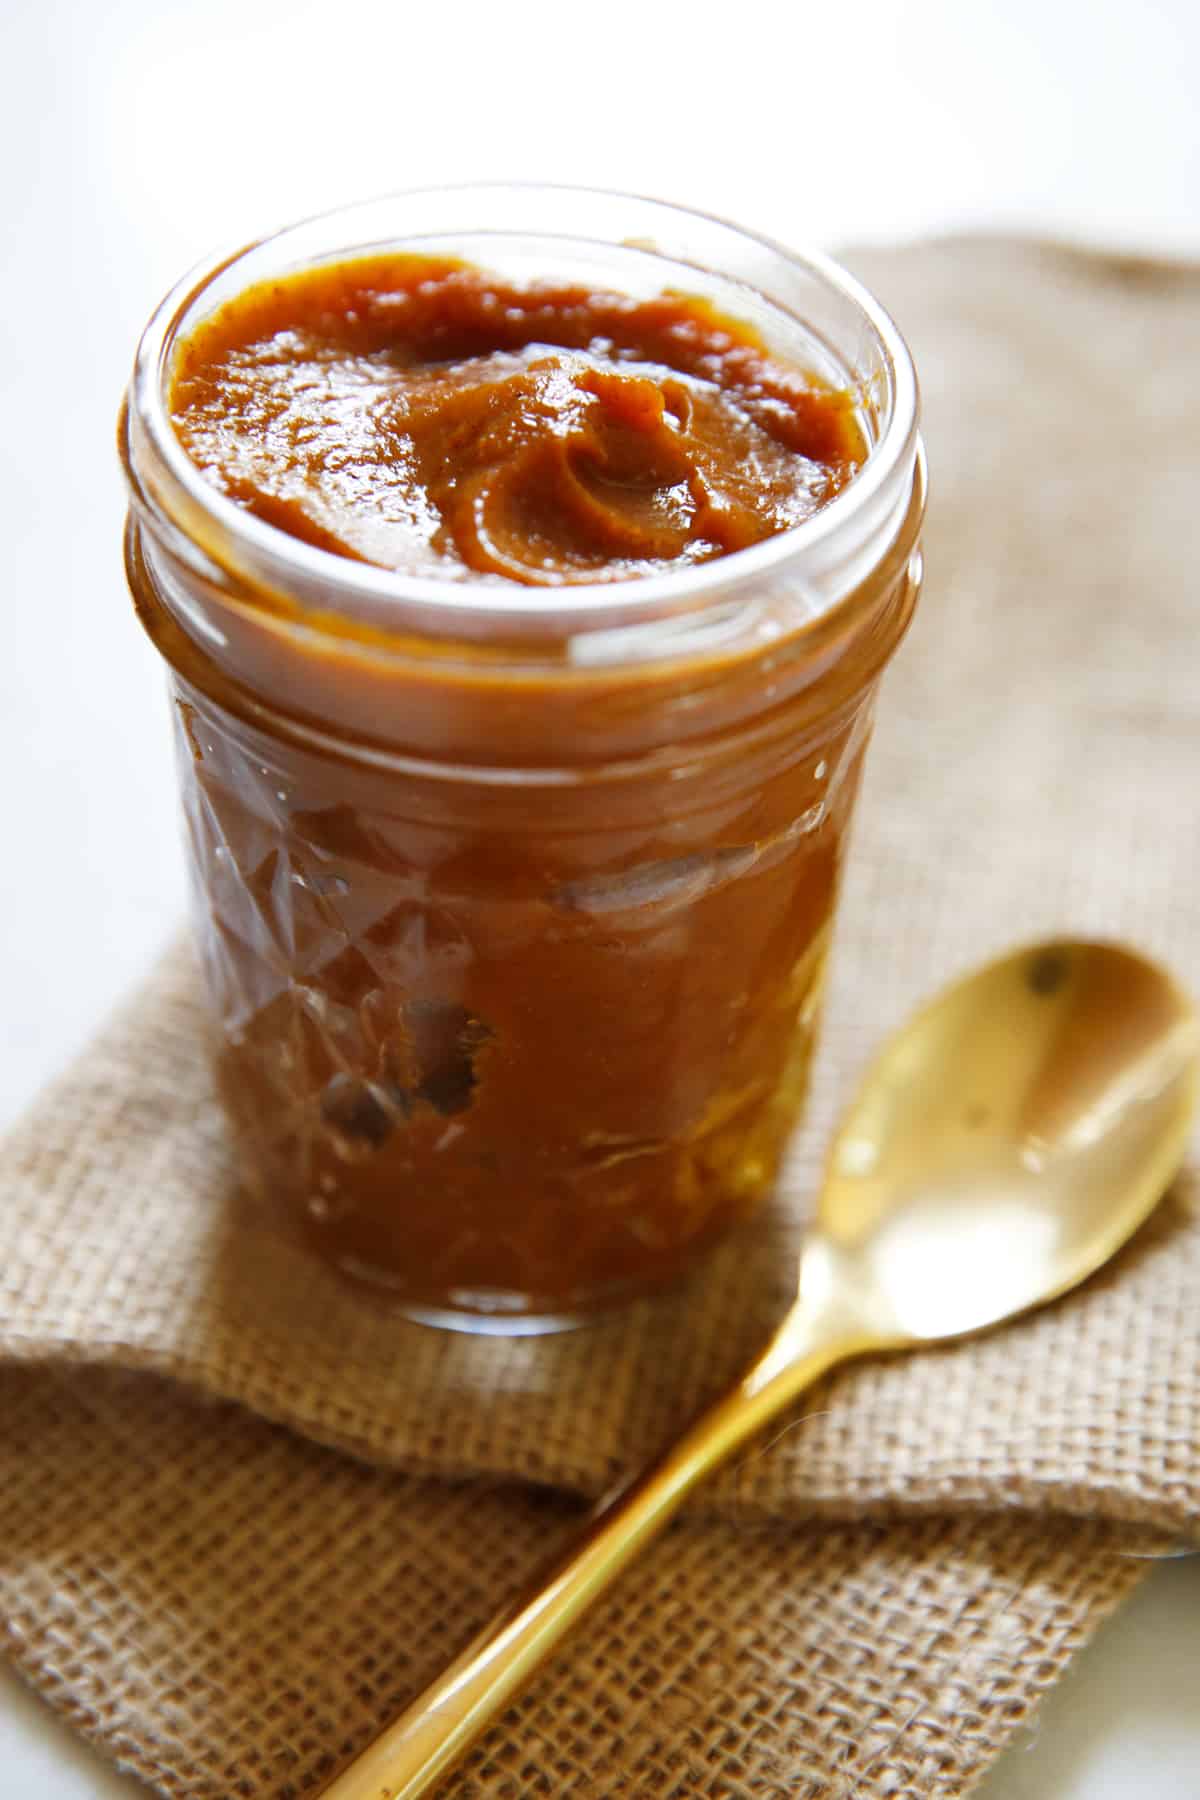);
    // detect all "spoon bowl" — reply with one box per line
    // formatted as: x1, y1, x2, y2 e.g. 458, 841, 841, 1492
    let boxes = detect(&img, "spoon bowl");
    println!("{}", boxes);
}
319, 938, 1199, 1800
805, 939, 1200, 1343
